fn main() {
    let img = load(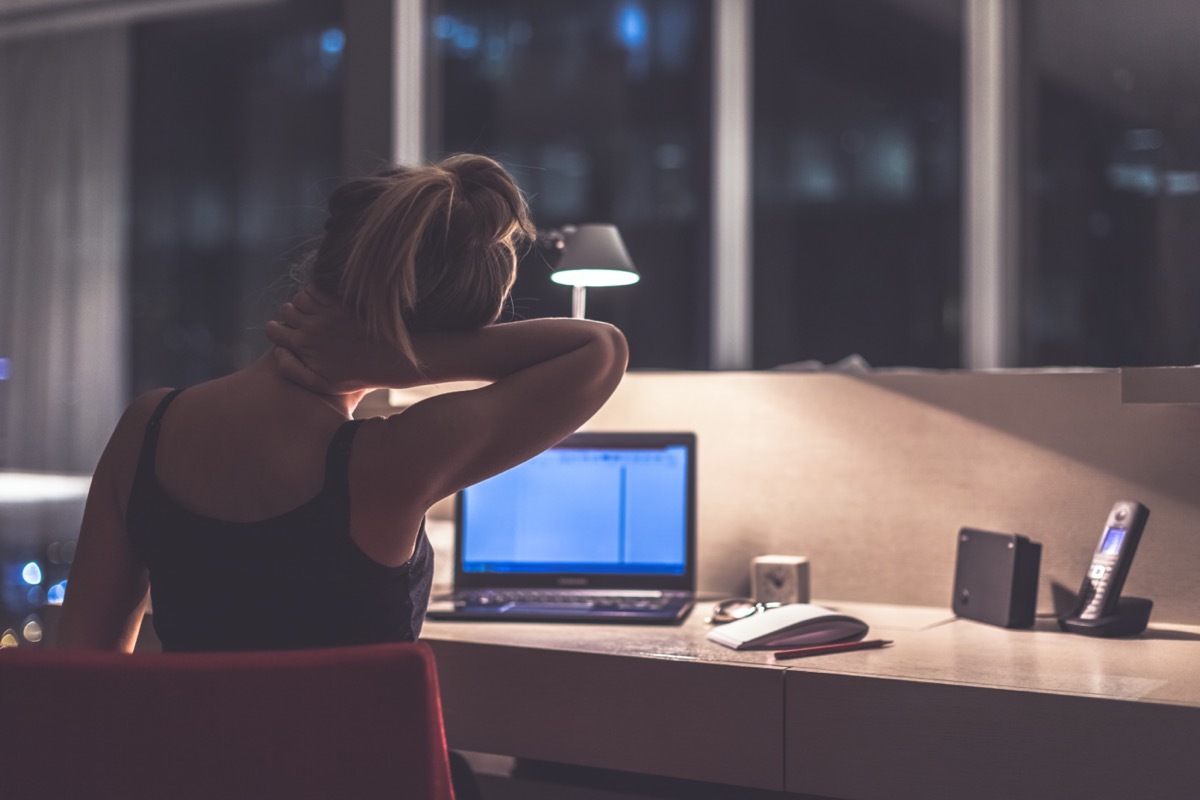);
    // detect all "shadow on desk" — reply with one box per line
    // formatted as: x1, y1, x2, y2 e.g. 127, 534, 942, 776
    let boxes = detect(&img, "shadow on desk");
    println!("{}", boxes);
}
1032, 612, 1200, 641
1133, 627, 1200, 642
472, 757, 839, 800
